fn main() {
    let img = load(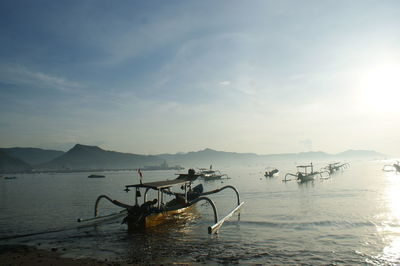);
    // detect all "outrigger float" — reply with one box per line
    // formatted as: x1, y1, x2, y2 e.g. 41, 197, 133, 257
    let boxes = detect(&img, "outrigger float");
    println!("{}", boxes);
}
78, 169, 244, 234
284, 163, 325, 182
320, 162, 350, 175
383, 161, 400, 173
